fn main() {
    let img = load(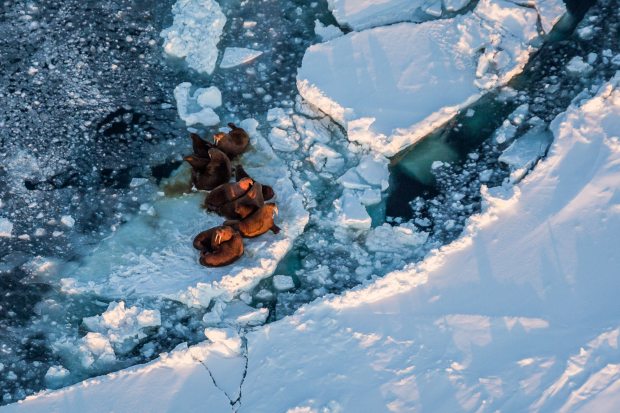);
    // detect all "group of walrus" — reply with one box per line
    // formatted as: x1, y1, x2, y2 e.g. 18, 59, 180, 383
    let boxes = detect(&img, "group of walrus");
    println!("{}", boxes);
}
184, 123, 280, 267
